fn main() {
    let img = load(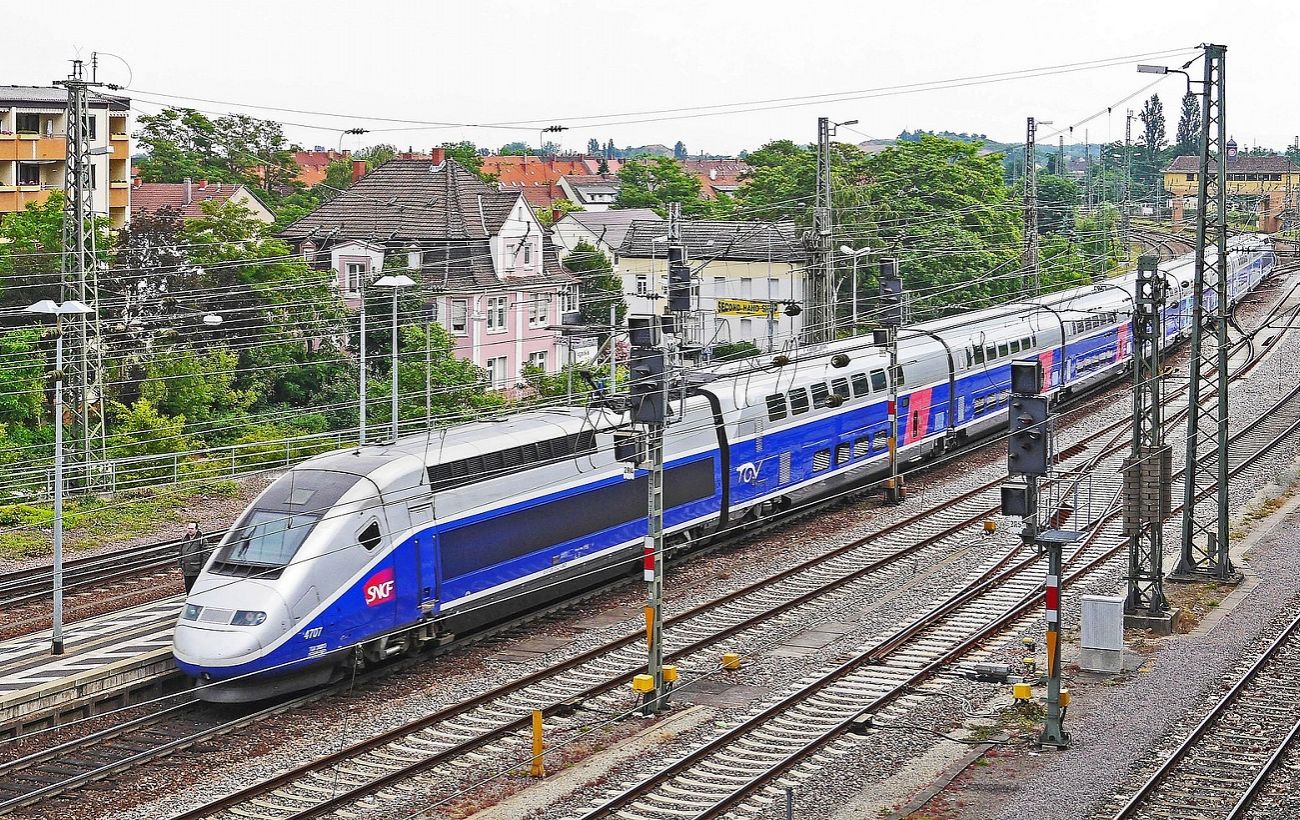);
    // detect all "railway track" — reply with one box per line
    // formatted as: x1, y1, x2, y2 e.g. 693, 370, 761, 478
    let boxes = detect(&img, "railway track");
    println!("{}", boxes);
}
572, 333, 1300, 820
3, 264, 1295, 817
0, 538, 194, 610
1111, 610, 1300, 820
